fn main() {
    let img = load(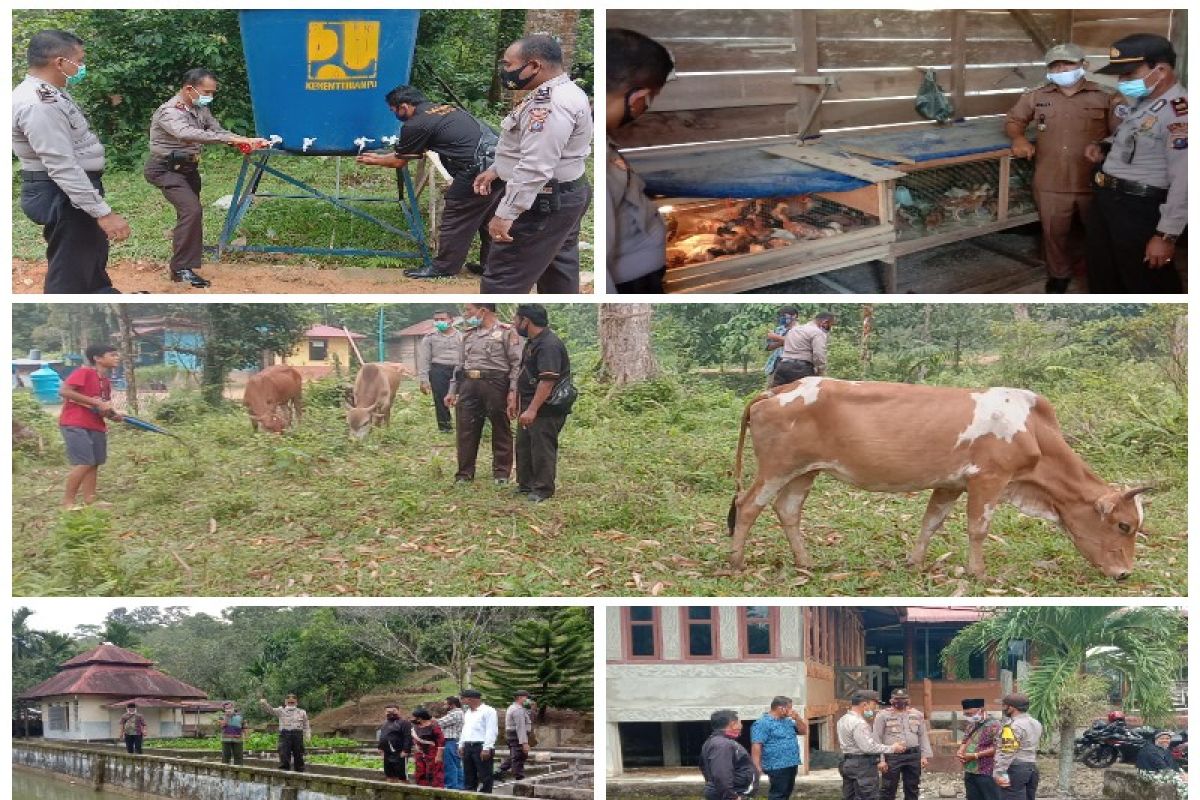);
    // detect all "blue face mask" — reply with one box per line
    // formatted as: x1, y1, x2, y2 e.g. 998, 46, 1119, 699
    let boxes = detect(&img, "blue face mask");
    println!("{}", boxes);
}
1046, 68, 1085, 87
465, 316, 481, 328
434, 320, 450, 332
1117, 68, 1161, 100
61, 58, 87, 86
